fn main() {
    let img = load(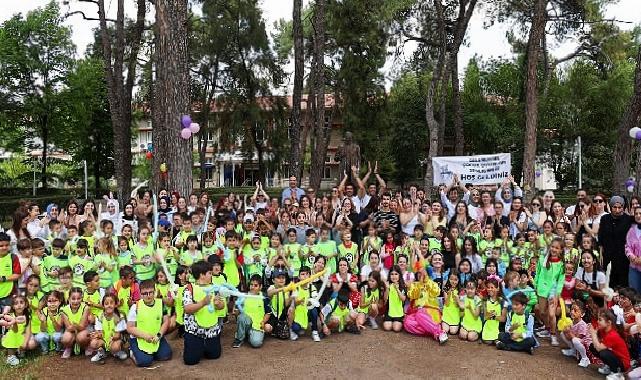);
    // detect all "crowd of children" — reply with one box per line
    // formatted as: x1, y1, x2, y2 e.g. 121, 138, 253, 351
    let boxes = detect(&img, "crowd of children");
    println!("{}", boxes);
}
0, 181, 640, 379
